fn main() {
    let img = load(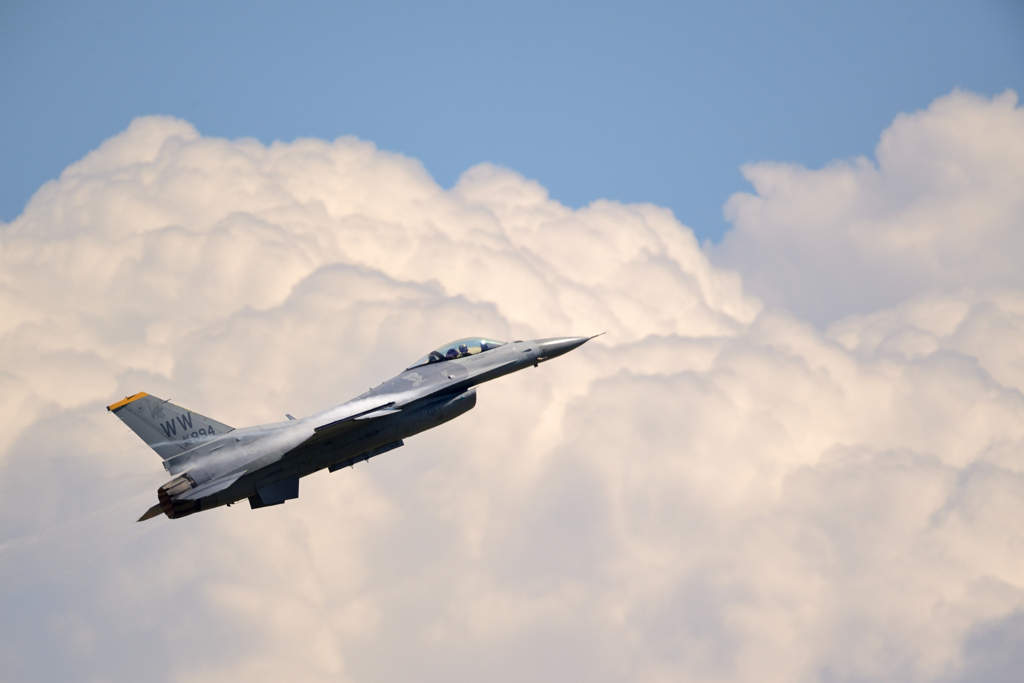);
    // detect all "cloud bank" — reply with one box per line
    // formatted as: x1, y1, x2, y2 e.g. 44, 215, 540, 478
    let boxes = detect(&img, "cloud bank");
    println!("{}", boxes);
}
714, 89, 1024, 326
0, 90, 1022, 682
